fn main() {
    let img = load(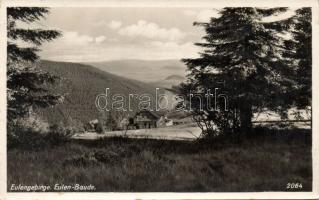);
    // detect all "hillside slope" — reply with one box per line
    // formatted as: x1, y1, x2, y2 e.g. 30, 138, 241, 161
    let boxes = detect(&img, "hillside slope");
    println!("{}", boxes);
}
37, 60, 161, 124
